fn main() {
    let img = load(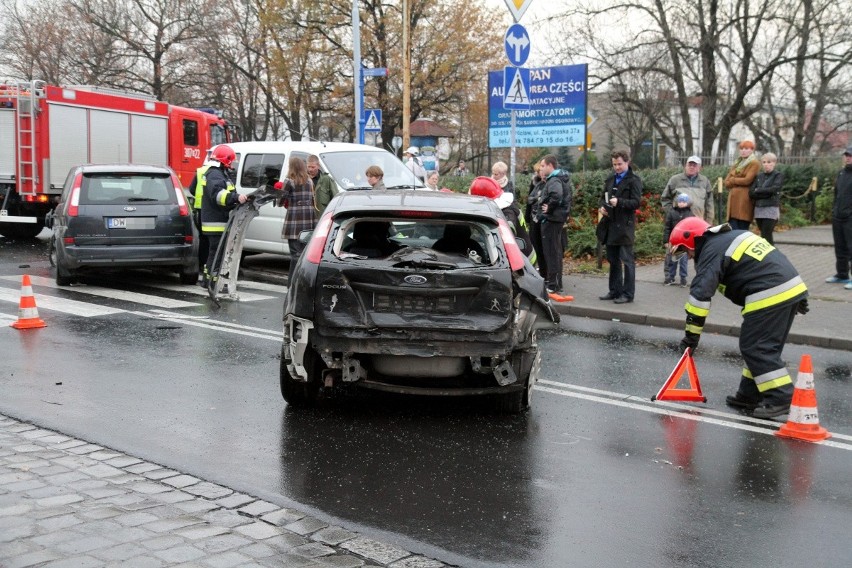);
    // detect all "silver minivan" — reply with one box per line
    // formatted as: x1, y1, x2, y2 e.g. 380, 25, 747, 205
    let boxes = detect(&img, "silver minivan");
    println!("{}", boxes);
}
221, 141, 425, 255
